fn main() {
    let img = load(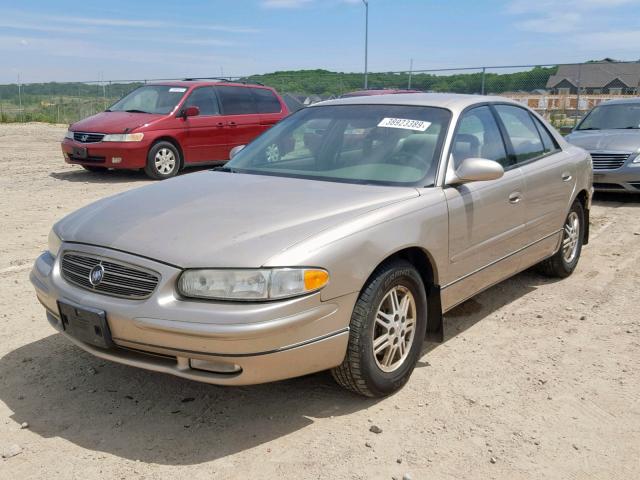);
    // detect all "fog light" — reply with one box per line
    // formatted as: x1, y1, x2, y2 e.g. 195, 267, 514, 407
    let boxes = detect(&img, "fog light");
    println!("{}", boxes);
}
111, 157, 122, 164
190, 358, 241, 374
